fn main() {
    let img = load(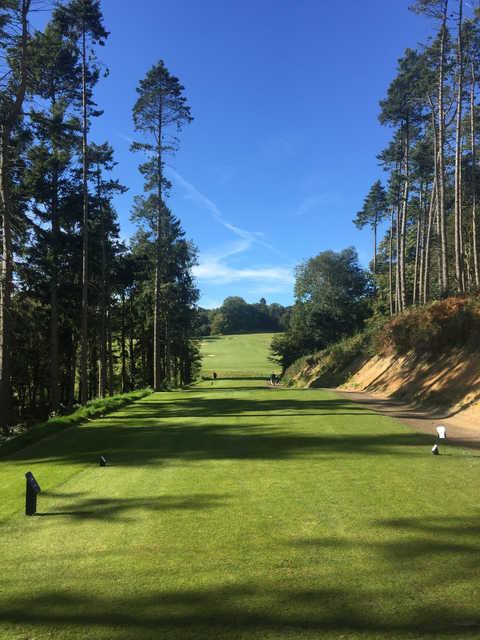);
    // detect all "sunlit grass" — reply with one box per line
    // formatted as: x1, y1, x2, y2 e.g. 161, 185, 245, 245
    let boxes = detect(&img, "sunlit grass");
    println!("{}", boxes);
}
200, 332, 280, 378
1, 354, 479, 638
